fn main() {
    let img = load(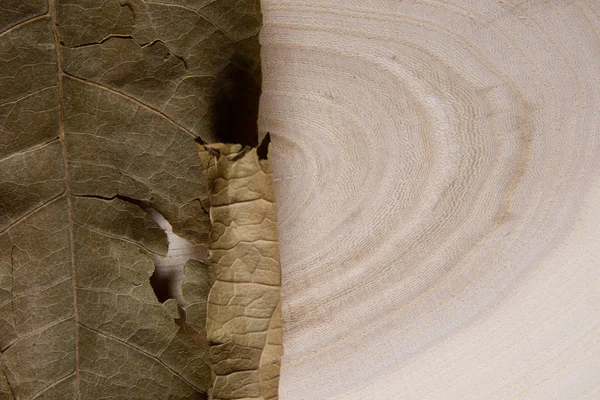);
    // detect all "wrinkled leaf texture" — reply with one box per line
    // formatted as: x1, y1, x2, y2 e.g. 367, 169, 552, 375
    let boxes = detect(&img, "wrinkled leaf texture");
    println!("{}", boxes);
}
0, 0, 262, 398
200, 142, 282, 400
